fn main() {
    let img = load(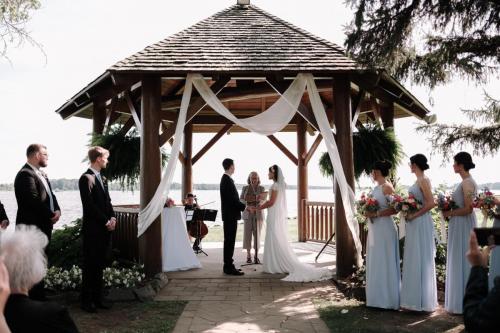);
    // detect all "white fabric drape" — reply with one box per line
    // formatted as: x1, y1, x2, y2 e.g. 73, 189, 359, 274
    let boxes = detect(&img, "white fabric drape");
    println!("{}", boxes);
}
137, 73, 363, 267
